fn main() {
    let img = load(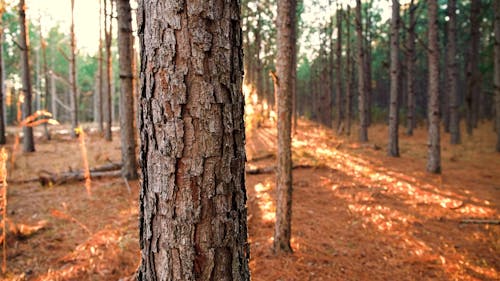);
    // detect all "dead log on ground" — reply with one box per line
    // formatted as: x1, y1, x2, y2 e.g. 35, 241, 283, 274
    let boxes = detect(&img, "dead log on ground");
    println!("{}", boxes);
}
459, 219, 500, 225
246, 164, 316, 175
